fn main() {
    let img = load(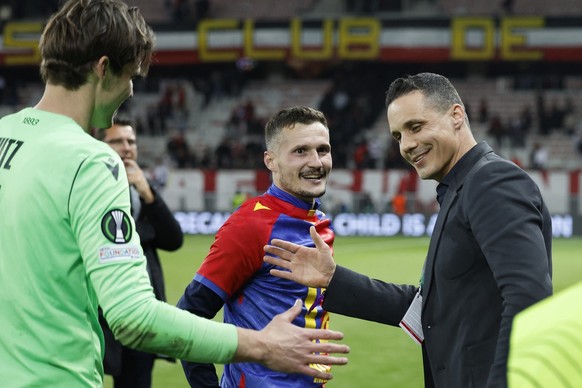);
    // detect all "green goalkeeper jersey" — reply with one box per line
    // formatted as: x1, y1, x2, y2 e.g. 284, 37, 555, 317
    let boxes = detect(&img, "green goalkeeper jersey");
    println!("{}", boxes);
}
0, 108, 237, 387
508, 281, 582, 387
